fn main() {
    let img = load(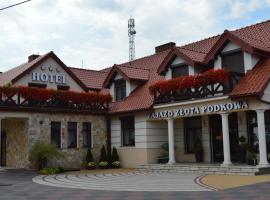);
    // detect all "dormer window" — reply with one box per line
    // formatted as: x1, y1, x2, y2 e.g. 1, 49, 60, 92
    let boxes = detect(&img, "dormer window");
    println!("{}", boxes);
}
221, 50, 244, 73
115, 79, 126, 101
171, 64, 189, 78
